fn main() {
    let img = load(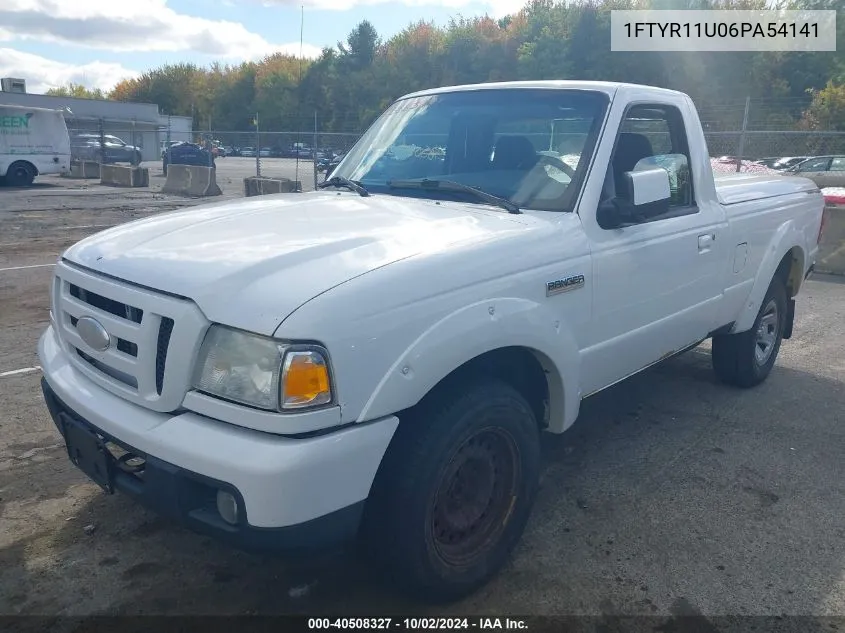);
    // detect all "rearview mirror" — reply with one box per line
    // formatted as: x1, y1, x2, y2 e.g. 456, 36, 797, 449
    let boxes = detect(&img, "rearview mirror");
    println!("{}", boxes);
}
598, 167, 671, 229
622, 167, 671, 207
